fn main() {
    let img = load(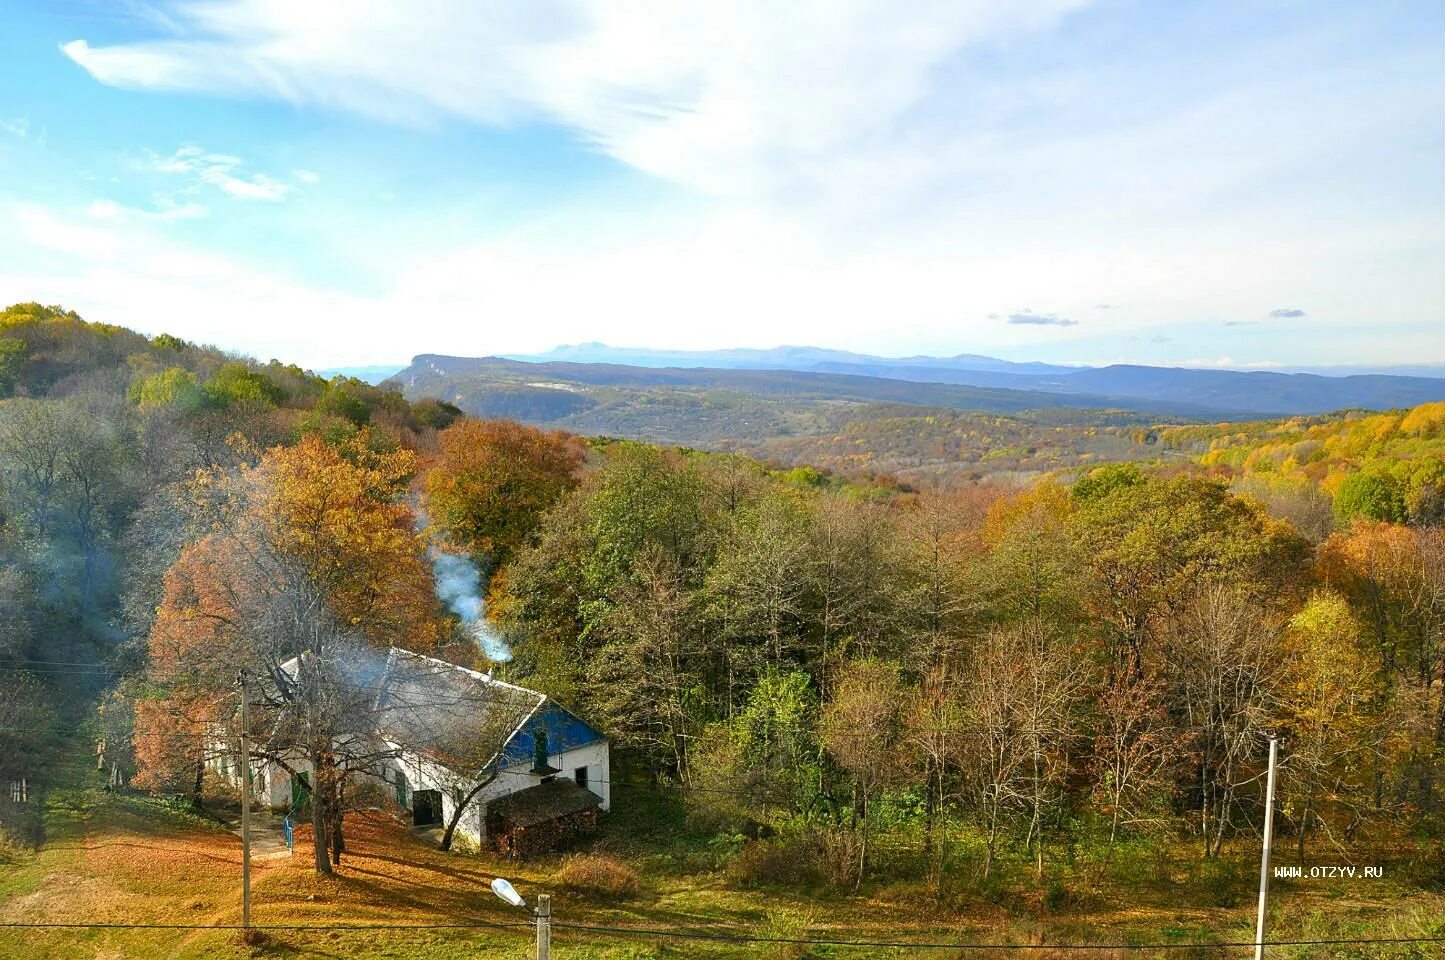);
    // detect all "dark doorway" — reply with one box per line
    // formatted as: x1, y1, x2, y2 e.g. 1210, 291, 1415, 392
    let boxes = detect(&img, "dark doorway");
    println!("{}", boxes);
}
412, 789, 443, 827
291, 771, 310, 810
